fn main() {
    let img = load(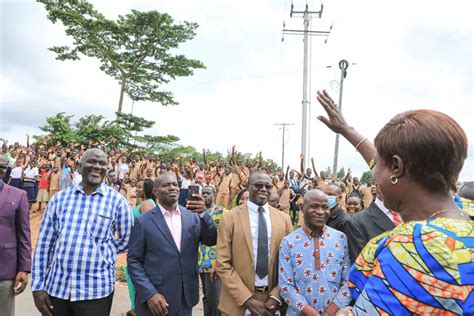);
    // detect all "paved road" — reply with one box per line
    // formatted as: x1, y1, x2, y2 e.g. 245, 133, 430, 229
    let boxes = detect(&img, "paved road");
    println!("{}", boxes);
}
16, 280, 204, 316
